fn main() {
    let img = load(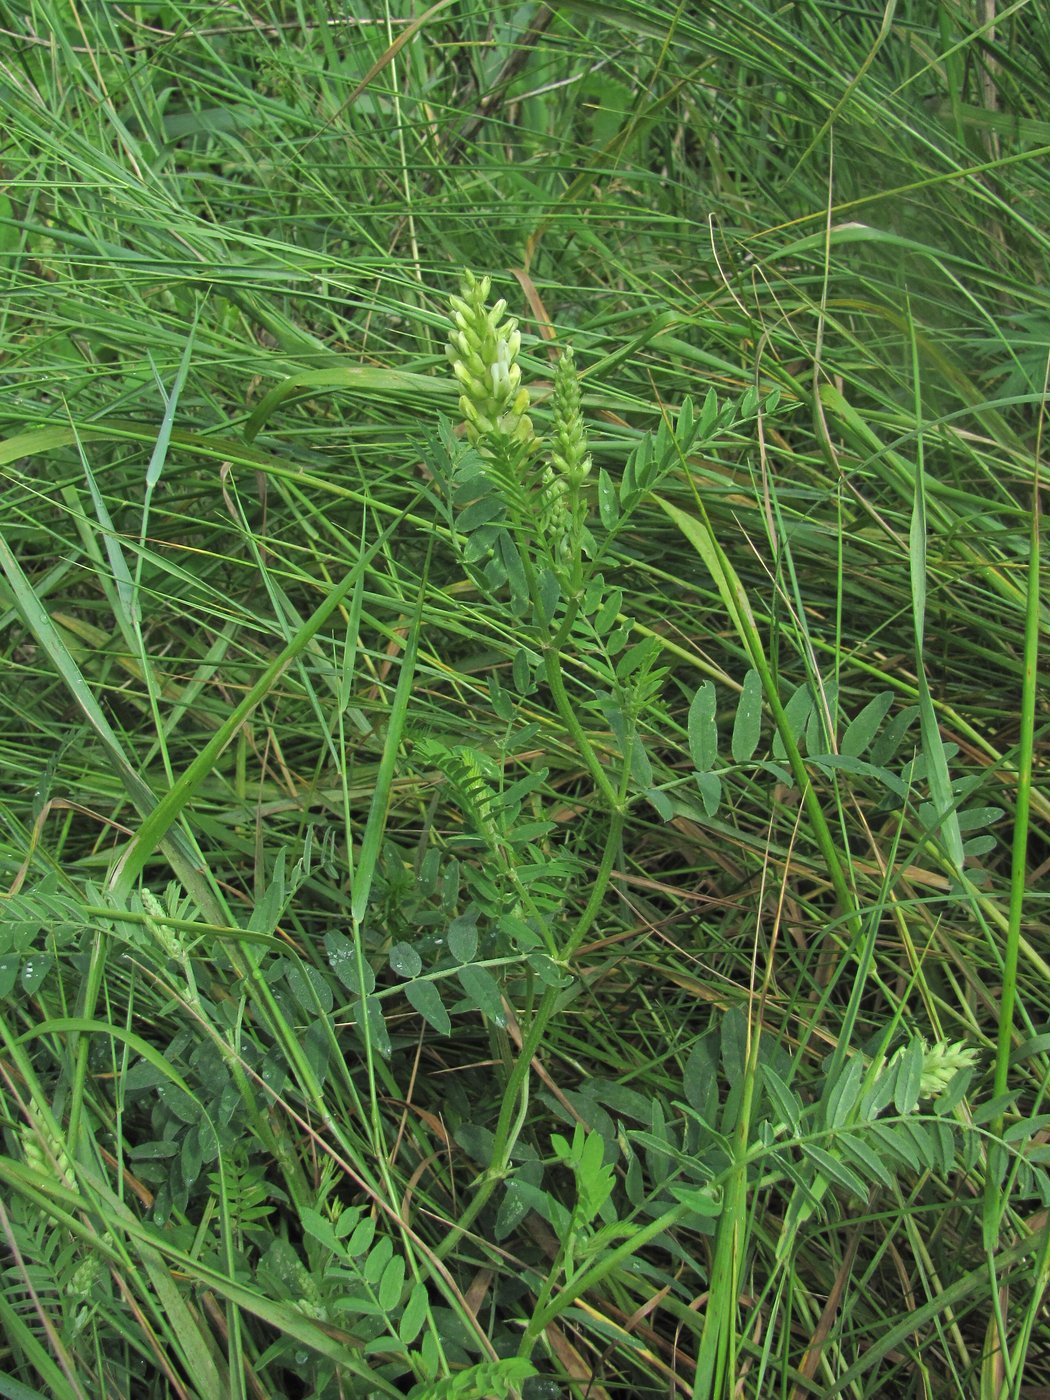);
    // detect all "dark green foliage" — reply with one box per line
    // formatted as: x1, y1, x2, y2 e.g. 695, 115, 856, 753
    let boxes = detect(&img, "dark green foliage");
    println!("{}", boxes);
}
0, 2, 1046, 1397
